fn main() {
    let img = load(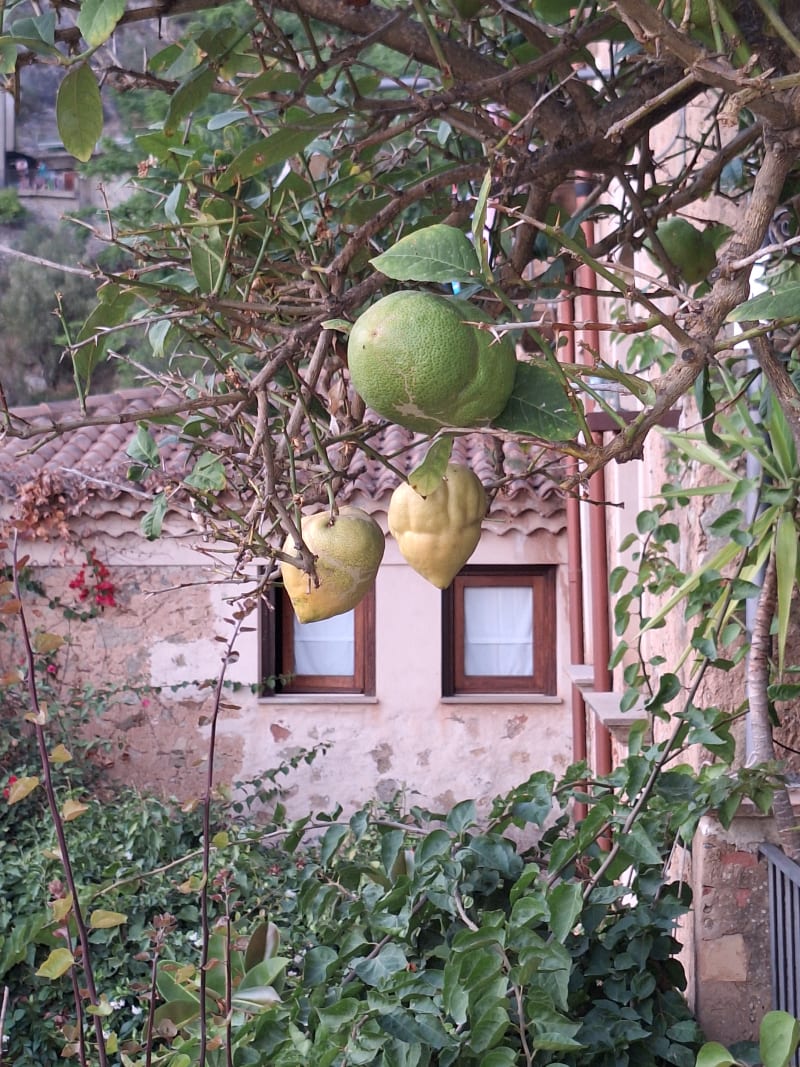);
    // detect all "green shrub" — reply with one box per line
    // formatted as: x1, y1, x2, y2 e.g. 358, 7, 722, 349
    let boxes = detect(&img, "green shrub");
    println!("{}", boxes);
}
0, 186, 27, 225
